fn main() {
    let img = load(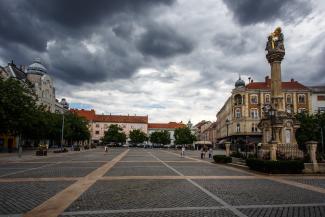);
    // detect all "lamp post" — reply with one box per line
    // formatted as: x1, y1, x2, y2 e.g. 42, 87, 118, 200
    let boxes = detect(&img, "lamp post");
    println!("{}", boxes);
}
61, 112, 65, 150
